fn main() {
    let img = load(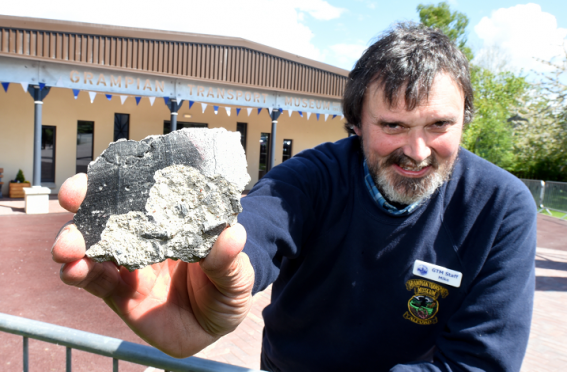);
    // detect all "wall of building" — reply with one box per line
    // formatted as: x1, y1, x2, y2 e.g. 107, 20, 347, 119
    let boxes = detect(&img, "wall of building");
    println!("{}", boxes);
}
0, 86, 347, 196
